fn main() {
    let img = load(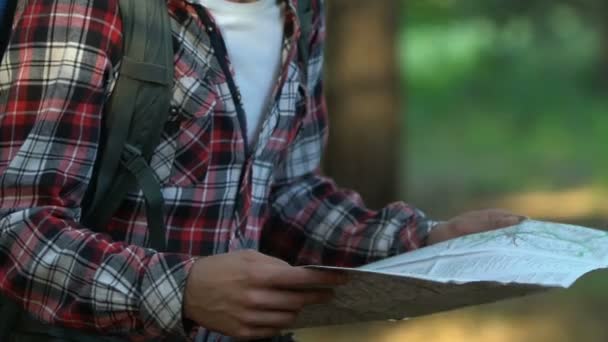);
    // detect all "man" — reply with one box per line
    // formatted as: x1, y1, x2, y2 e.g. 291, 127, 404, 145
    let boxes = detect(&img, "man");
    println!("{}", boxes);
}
0, 0, 524, 340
